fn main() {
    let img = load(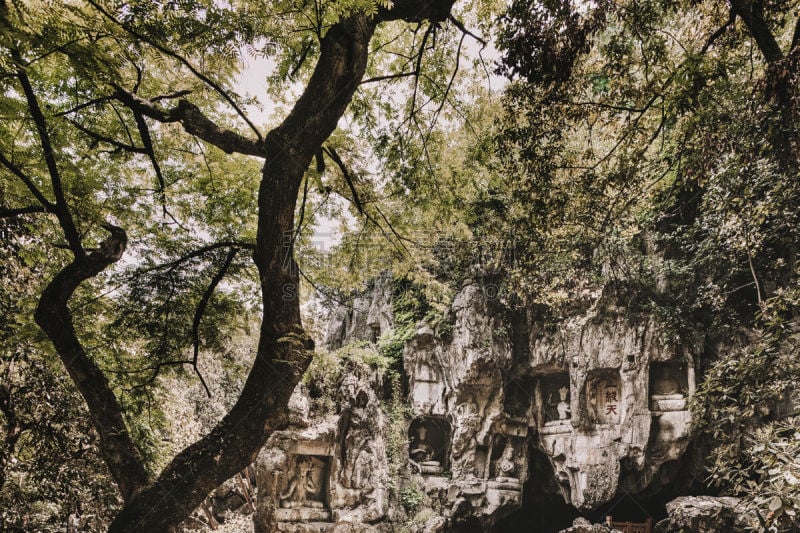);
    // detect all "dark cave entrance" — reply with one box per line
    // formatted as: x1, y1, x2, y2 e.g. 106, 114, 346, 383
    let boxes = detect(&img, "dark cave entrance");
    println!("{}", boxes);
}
493, 447, 675, 532
492, 446, 579, 532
